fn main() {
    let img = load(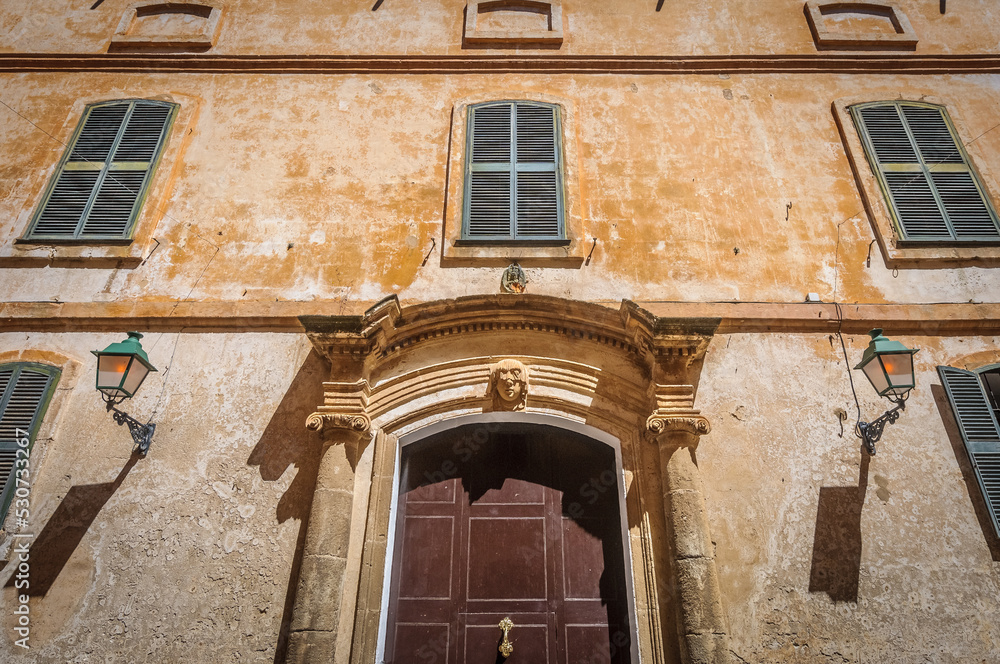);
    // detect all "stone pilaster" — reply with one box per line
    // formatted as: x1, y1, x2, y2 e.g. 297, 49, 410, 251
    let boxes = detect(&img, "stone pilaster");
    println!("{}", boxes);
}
648, 386, 730, 664
285, 382, 371, 664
